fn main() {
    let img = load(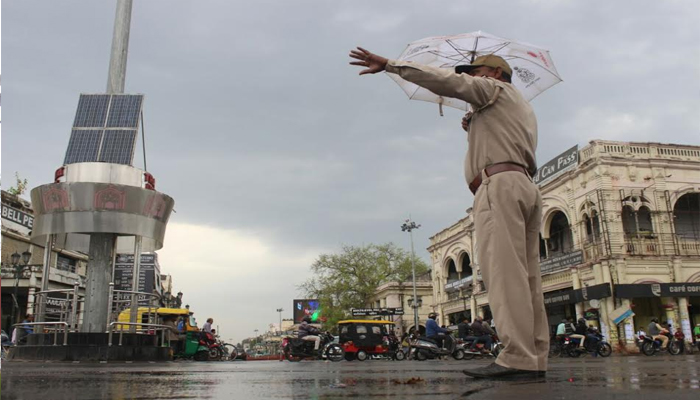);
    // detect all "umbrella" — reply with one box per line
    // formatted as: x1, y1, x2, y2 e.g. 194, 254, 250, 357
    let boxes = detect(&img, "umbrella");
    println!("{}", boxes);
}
388, 31, 562, 114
